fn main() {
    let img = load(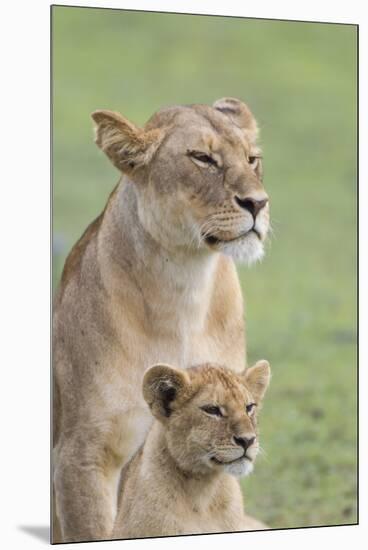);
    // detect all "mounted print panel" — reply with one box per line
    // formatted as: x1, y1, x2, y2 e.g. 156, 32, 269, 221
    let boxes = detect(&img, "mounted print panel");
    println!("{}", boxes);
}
52, 5, 357, 544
